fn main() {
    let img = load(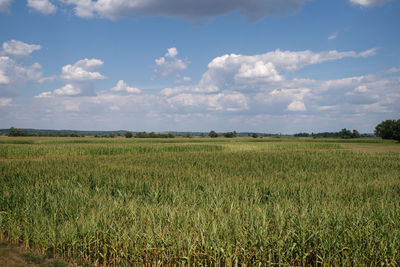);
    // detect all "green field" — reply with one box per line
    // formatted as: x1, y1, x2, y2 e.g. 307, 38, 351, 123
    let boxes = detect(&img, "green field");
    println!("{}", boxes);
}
0, 137, 399, 266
